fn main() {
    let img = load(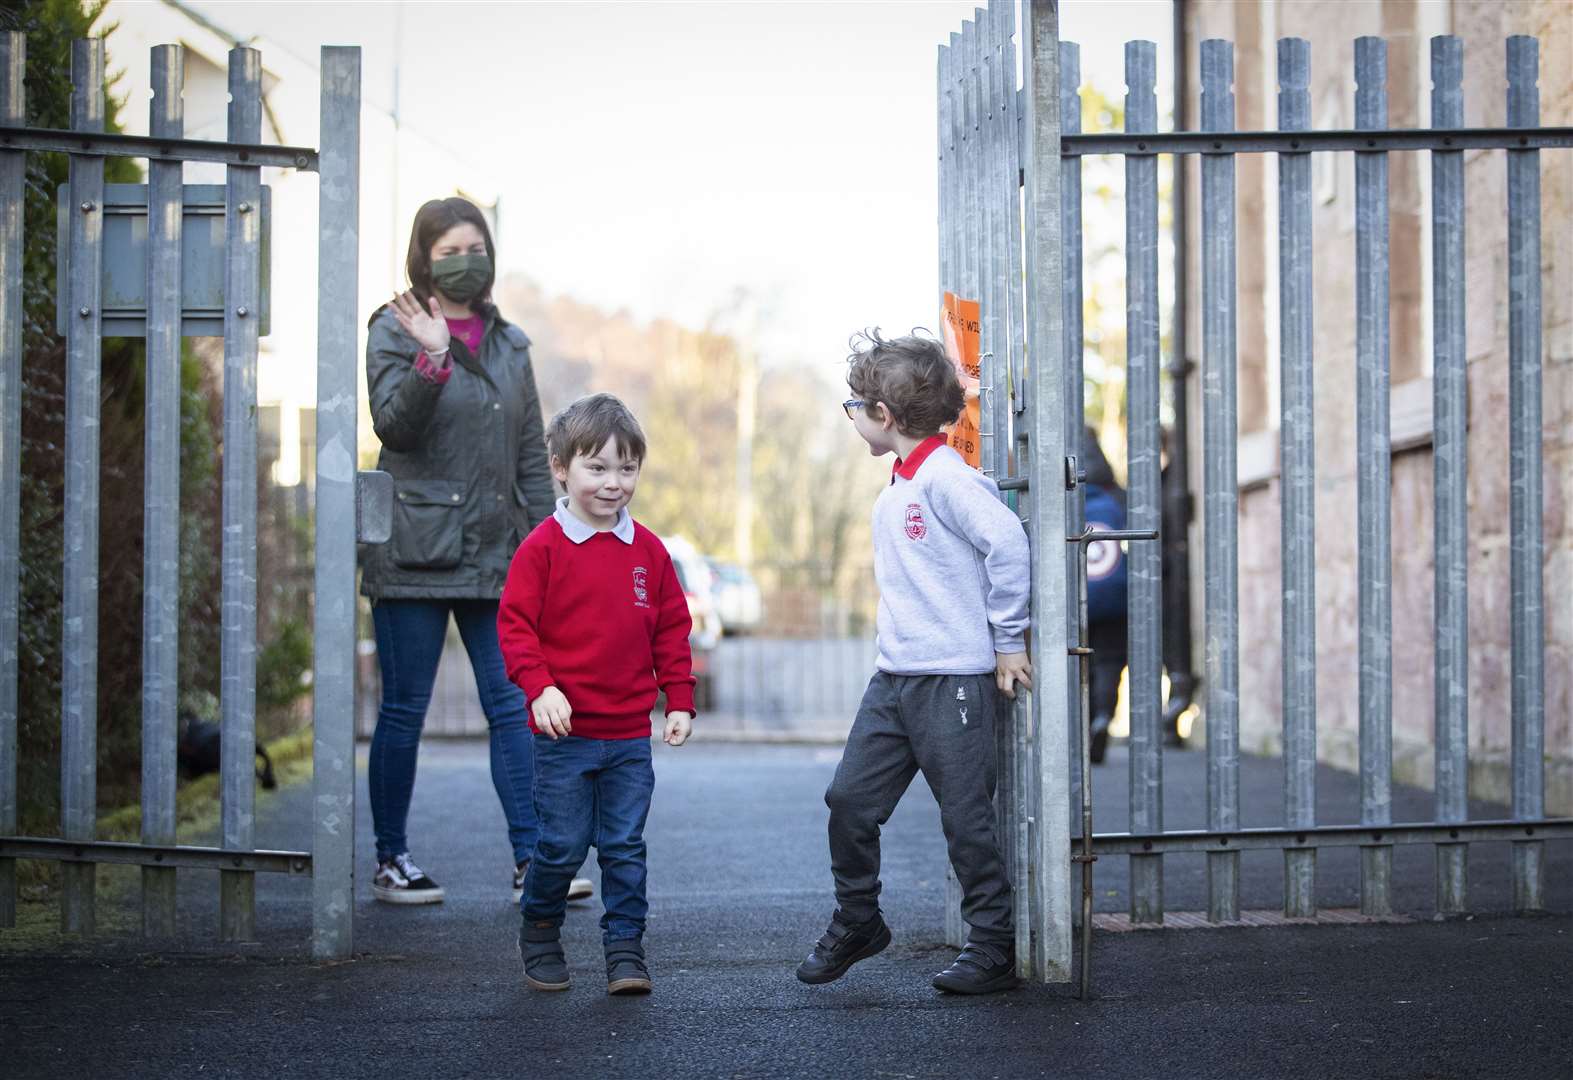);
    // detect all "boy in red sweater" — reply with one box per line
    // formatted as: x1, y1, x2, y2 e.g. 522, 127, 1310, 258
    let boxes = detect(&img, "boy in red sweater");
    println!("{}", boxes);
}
498, 393, 695, 995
